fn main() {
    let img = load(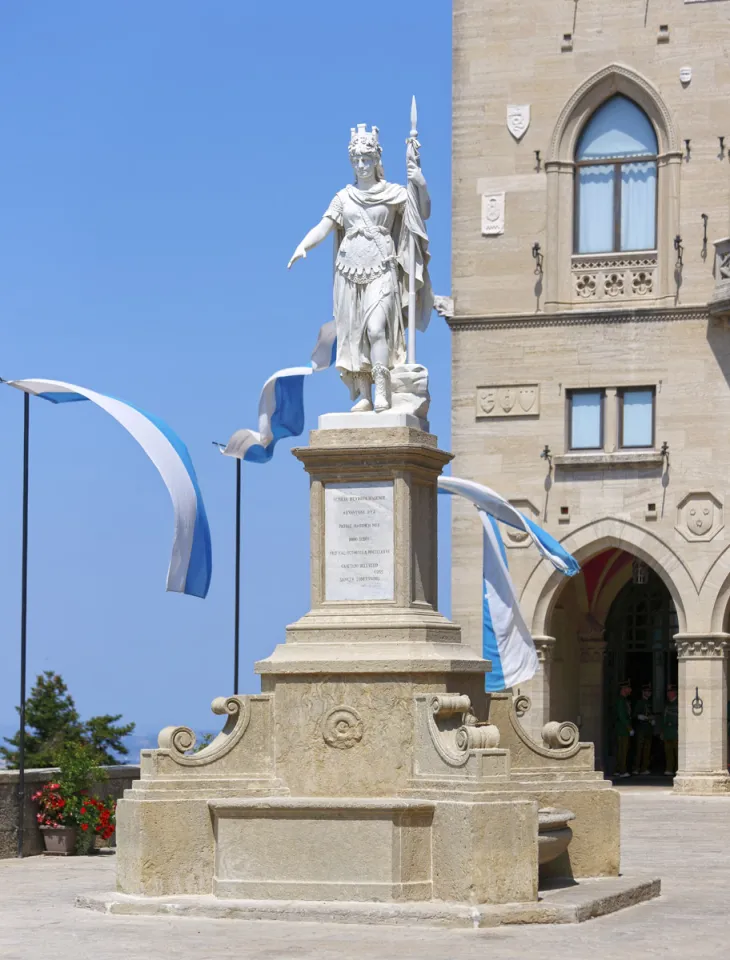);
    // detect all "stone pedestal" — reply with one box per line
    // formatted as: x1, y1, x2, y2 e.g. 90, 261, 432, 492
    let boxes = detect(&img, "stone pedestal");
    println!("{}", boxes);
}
109, 421, 650, 924
673, 634, 730, 795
